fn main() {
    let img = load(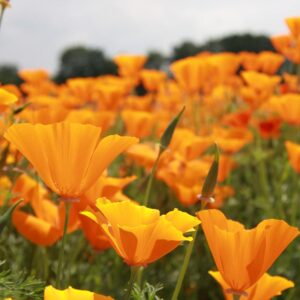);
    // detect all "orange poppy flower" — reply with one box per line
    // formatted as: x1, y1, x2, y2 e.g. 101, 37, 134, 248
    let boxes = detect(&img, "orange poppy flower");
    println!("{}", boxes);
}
4, 122, 138, 199
285, 141, 300, 173
125, 95, 152, 111
44, 286, 113, 300
257, 51, 284, 75
171, 56, 216, 94
12, 174, 48, 205
222, 110, 251, 129
19, 106, 69, 124
0, 88, 18, 111
141, 69, 167, 92
208, 53, 241, 83
266, 94, 300, 125
81, 199, 200, 266
65, 110, 115, 133
114, 54, 147, 83
121, 110, 155, 138
213, 127, 253, 154
257, 118, 281, 139
209, 271, 294, 300
13, 191, 80, 246
271, 35, 300, 64
285, 16, 300, 39
197, 209, 299, 295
